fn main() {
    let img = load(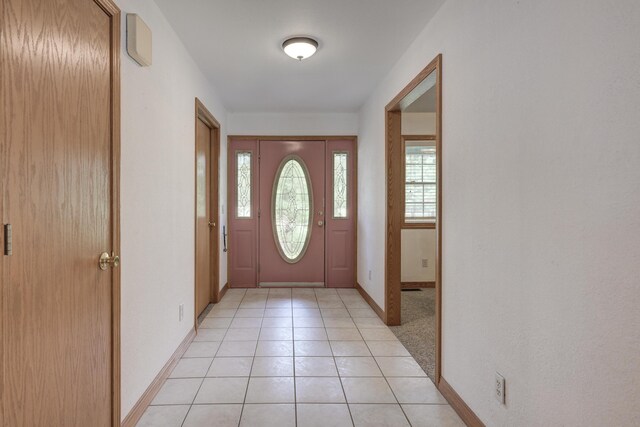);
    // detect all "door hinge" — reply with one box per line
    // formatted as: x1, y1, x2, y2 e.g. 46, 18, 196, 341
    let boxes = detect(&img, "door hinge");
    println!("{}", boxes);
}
258, 210, 261, 218
4, 224, 12, 256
